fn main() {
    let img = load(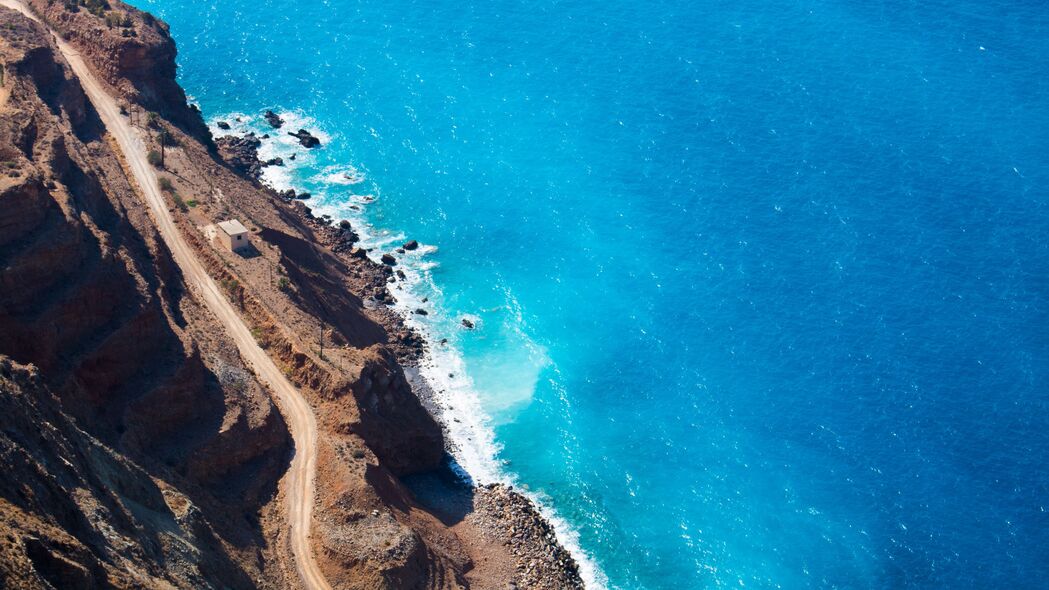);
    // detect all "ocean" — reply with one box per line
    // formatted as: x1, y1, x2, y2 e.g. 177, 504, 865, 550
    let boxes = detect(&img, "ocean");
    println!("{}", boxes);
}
129, 0, 1049, 587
